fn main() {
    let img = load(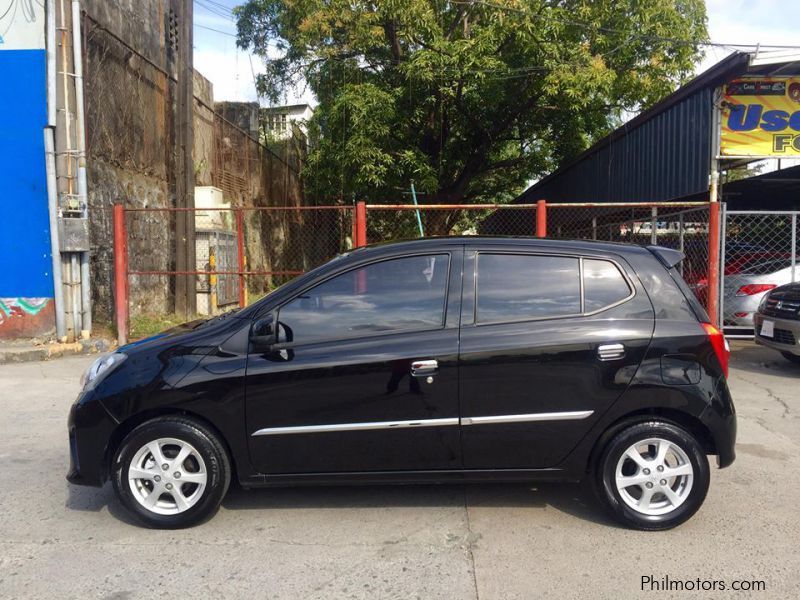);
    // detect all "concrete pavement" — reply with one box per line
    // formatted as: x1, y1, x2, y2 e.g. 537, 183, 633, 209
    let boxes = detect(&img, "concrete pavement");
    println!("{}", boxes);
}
0, 342, 797, 599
